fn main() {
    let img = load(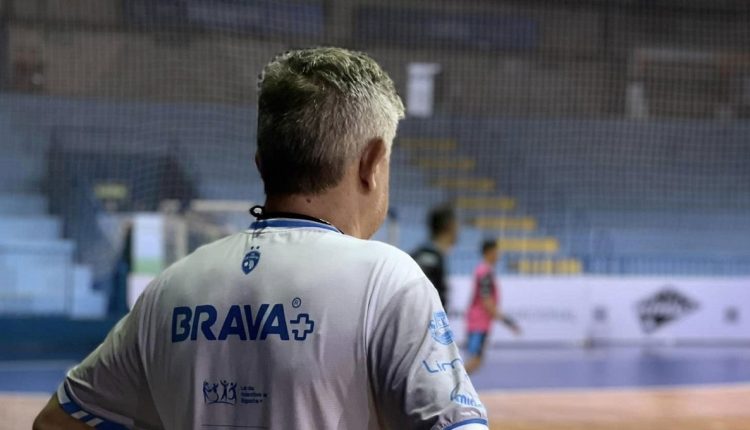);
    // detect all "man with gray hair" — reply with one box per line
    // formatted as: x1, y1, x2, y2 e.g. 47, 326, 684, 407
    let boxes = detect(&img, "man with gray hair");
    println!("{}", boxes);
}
35, 47, 488, 430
